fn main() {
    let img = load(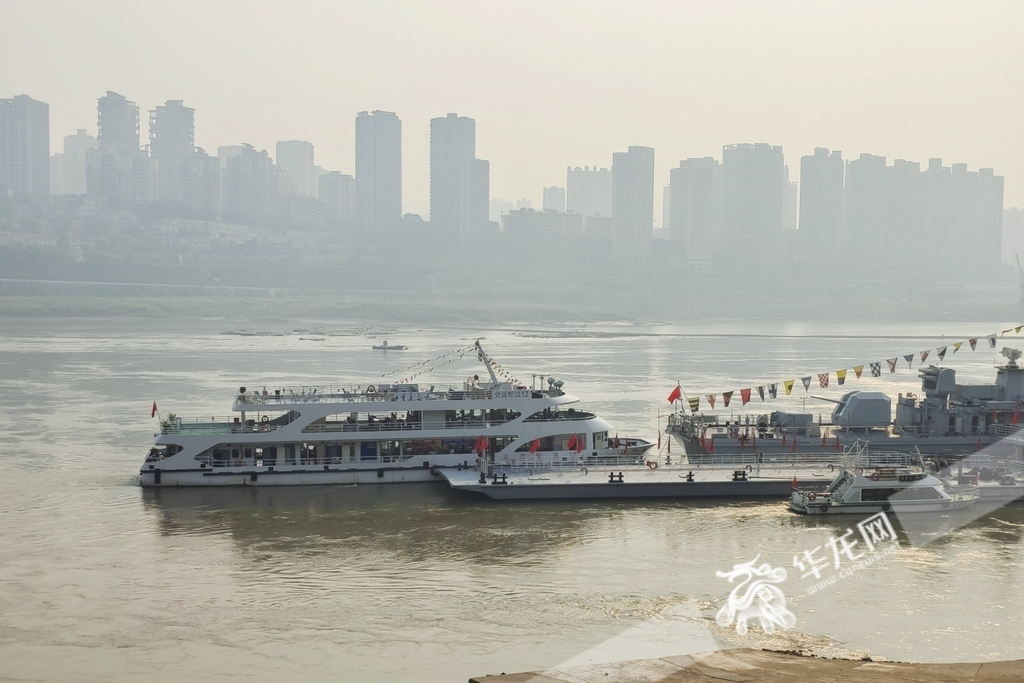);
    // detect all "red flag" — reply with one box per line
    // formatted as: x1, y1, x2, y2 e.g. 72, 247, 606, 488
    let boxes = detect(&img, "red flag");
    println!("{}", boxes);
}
708, 435, 714, 453
740, 388, 751, 406
475, 436, 487, 453
1013, 406, 1020, 425
835, 435, 841, 452
151, 401, 158, 418
792, 436, 798, 453
576, 436, 584, 454
667, 385, 682, 403
977, 435, 982, 451
567, 433, 577, 450
657, 431, 661, 450
529, 438, 539, 454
